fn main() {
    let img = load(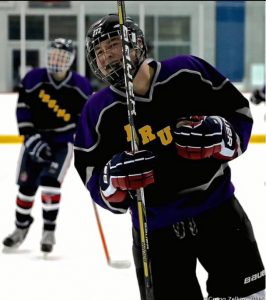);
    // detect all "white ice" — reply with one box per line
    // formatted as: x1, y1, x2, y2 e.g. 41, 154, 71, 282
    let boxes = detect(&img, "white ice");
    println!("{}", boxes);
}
0, 142, 265, 300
